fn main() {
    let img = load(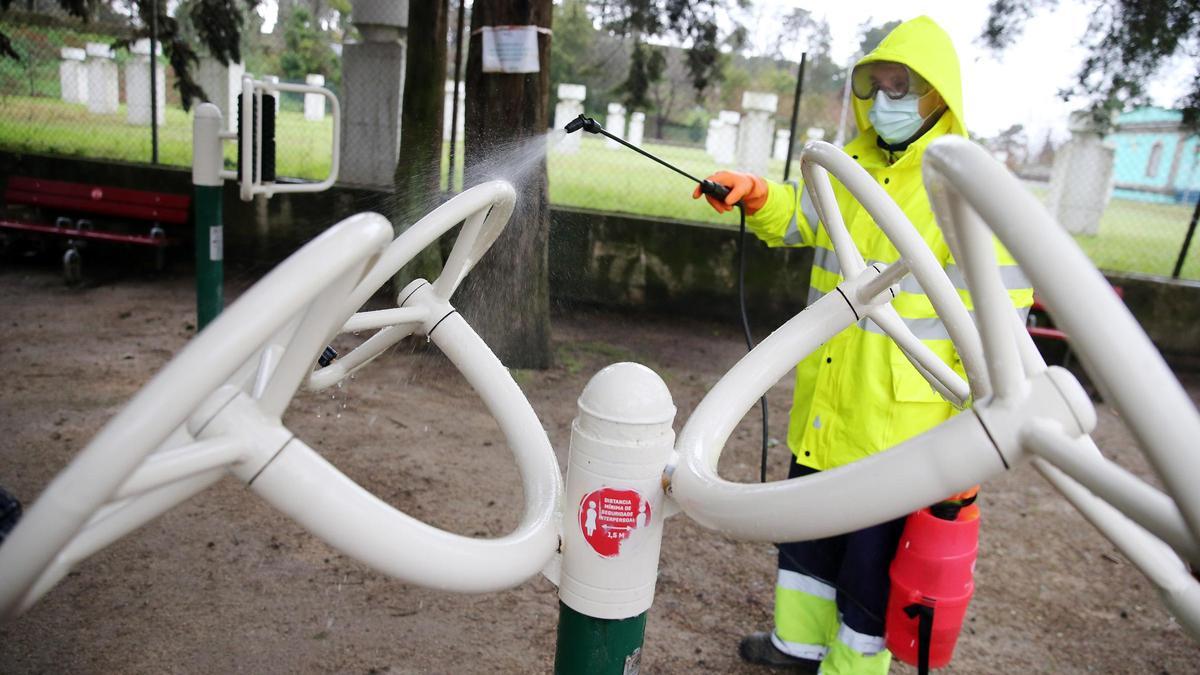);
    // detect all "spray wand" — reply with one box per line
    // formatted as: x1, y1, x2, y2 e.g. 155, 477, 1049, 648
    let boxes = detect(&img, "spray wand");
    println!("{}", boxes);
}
564, 115, 739, 207
563, 114, 770, 482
